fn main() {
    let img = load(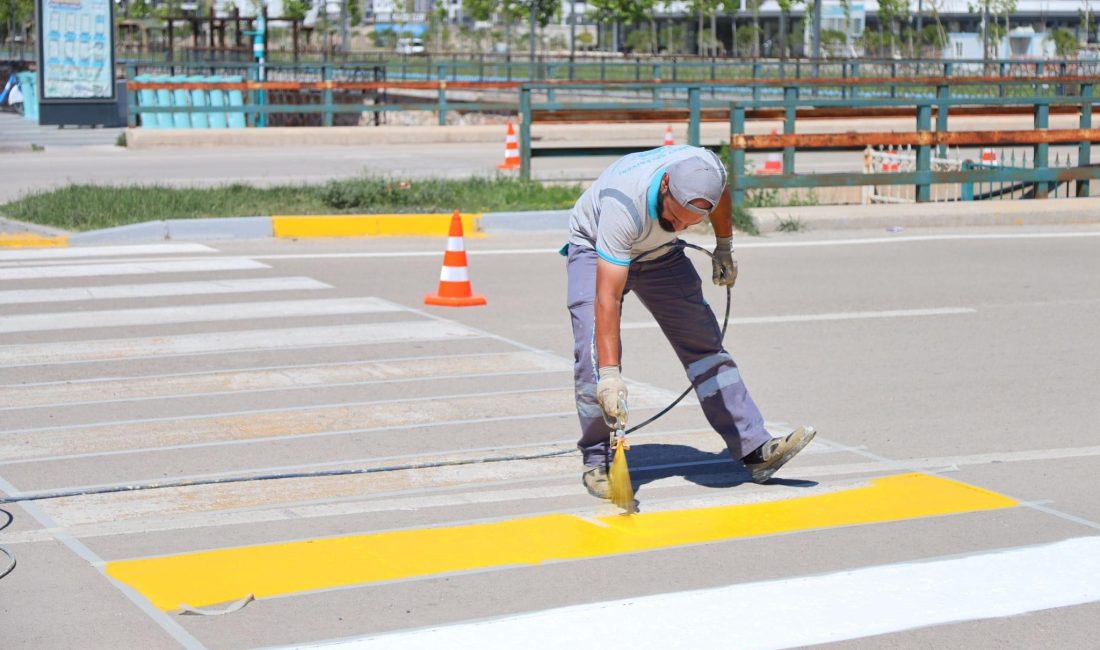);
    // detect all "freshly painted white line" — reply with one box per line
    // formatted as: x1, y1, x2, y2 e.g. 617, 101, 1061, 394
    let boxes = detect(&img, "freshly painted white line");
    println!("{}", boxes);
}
294, 536, 1100, 650
0, 243, 215, 262
0, 297, 401, 333
0, 276, 330, 305
242, 230, 1100, 262
621, 307, 975, 329
0, 321, 482, 367
0, 257, 268, 280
